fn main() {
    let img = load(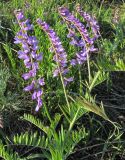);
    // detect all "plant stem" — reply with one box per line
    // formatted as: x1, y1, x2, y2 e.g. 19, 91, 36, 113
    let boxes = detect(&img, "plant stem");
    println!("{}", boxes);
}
89, 70, 101, 92
99, 0, 104, 16
68, 106, 80, 132
78, 65, 82, 95
86, 51, 91, 84
59, 71, 70, 113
